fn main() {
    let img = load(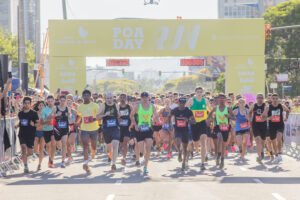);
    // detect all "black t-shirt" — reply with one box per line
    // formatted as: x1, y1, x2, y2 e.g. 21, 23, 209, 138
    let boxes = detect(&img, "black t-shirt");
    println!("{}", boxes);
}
171, 107, 193, 131
18, 110, 39, 136
268, 103, 284, 126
